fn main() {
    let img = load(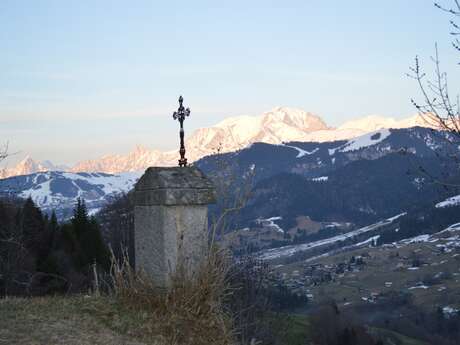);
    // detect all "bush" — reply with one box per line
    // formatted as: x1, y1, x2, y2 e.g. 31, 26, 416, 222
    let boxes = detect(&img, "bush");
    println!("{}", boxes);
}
110, 248, 234, 345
